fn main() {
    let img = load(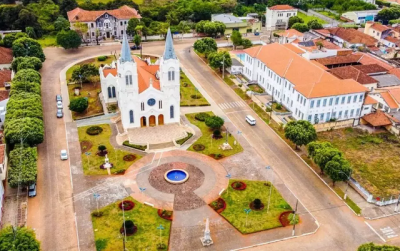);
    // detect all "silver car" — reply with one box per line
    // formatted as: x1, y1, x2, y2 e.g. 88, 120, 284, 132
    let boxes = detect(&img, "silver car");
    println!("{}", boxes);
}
57, 109, 63, 118
28, 183, 37, 197
60, 150, 68, 160
57, 101, 63, 109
